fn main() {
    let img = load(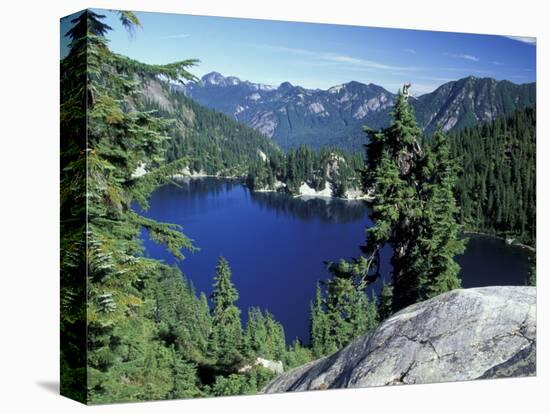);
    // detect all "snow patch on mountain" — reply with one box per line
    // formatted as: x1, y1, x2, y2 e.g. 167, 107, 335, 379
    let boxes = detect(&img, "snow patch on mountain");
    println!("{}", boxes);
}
328, 84, 345, 94
309, 102, 326, 115
234, 105, 246, 116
